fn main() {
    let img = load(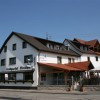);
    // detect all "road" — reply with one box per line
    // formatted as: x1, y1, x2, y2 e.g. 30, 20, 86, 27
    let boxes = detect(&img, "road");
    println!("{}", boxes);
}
0, 89, 100, 100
